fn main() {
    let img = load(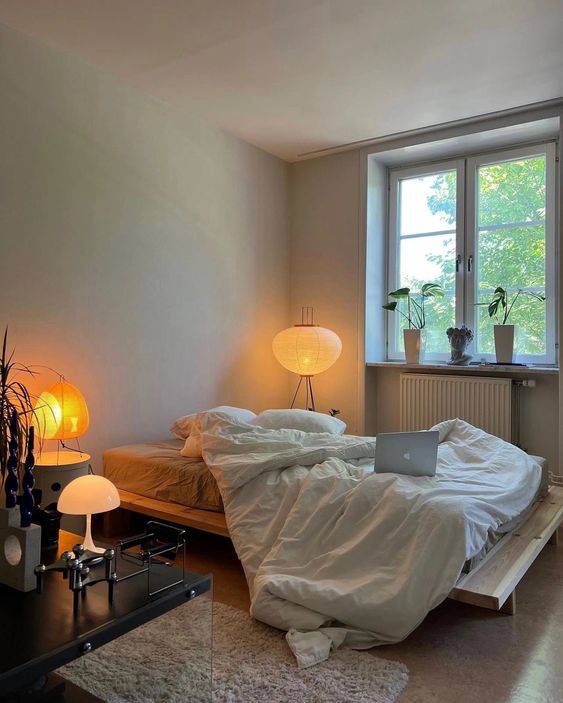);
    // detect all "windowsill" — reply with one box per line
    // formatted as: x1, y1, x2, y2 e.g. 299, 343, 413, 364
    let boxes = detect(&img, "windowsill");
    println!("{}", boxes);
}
366, 361, 559, 375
